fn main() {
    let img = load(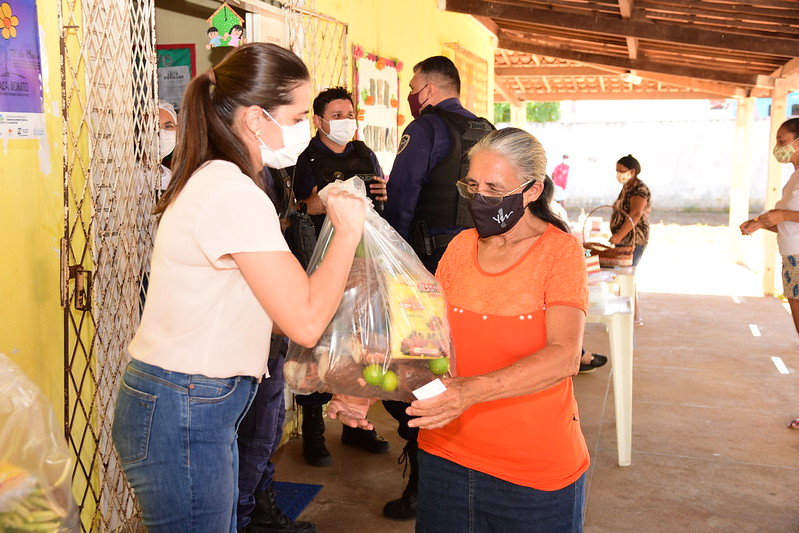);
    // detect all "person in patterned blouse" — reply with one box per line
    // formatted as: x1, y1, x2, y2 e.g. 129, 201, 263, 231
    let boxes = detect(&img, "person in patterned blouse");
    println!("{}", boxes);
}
610, 153, 650, 325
